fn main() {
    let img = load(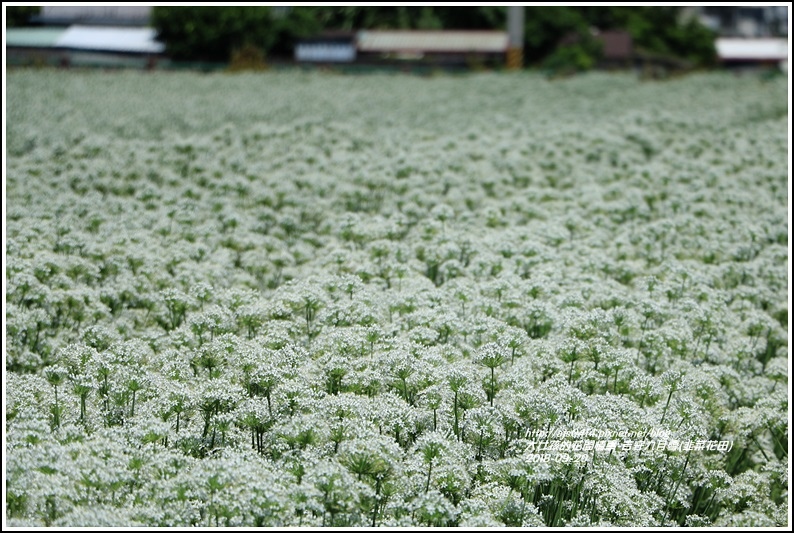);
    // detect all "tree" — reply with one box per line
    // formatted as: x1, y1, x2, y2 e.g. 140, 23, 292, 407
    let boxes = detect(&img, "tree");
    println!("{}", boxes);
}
151, 7, 277, 62
433, 7, 505, 29
268, 7, 325, 57
524, 6, 716, 70
273, 6, 504, 37
620, 7, 716, 66
524, 7, 590, 65
6, 6, 40, 27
